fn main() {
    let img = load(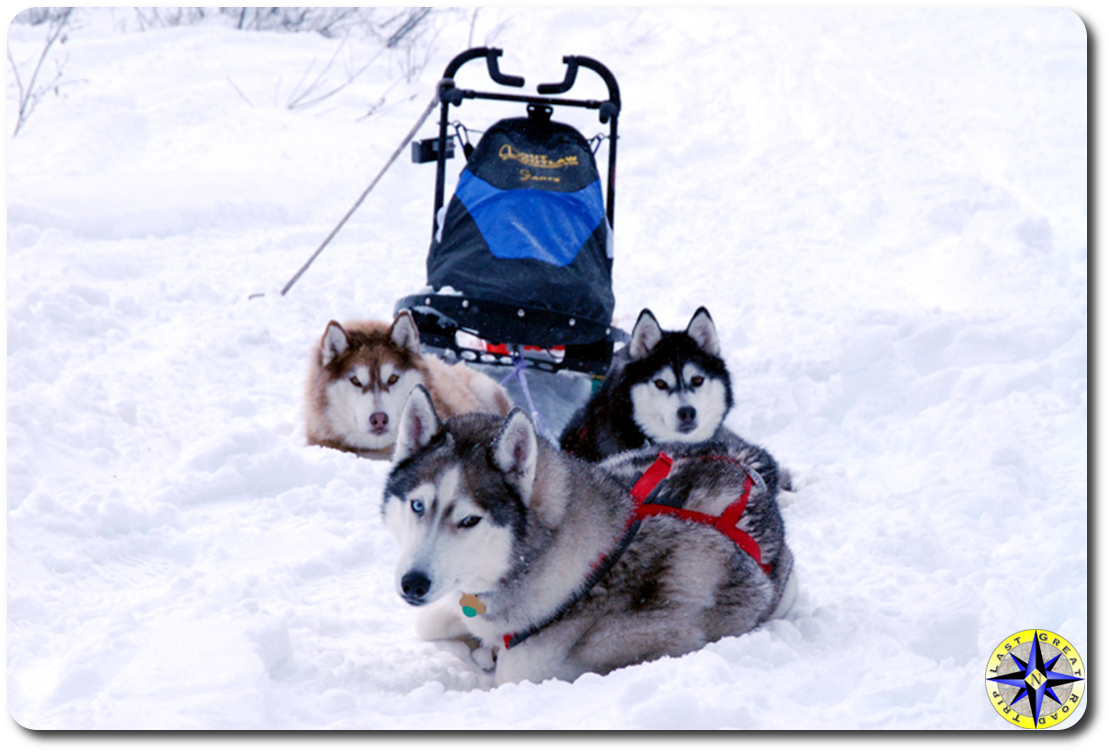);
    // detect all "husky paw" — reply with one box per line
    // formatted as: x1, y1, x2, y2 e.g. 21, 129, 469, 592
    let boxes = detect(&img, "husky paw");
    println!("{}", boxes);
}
769, 571, 799, 621
471, 646, 496, 671
779, 467, 795, 492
